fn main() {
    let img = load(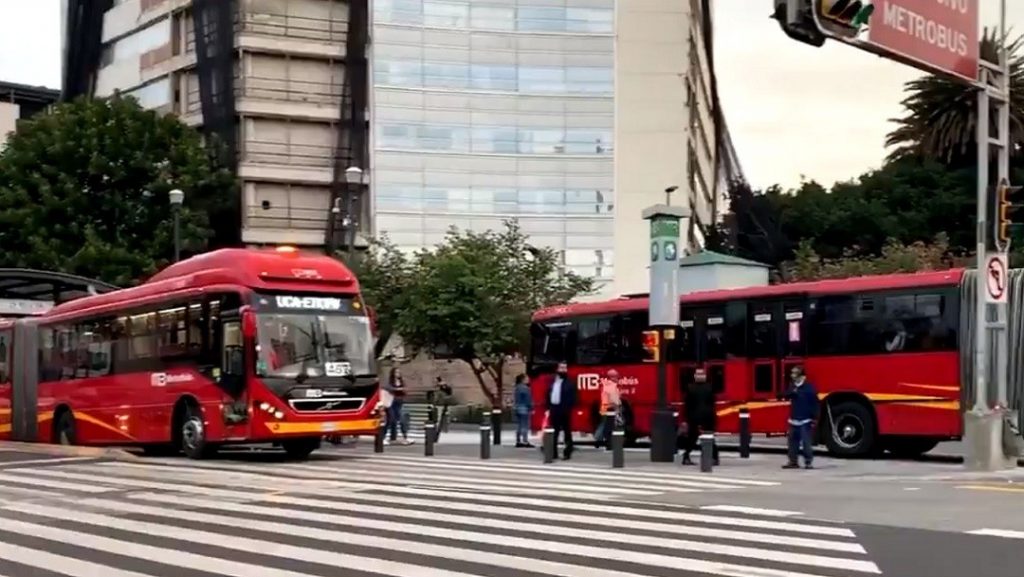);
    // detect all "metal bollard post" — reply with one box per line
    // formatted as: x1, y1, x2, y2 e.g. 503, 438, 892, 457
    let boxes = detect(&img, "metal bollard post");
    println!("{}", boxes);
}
739, 408, 751, 459
480, 425, 491, 460
491, 409, 502, 446
542, 428, 555, 463
601, 411, 615, 448
374, 420, 386, 454
424, 423, 435, 457
699, 433, 715, 472
611, 429, 625, 468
